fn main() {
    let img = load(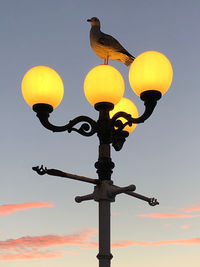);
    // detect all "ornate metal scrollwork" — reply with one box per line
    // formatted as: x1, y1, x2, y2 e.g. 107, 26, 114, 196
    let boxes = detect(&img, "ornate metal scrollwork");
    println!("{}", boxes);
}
110, 112, 132, 151
32, 165, 47, 175
148, 198, 159, 206
112, 130, 129, 151
111, 111, 133, 131
33, 91, 162, 149
110, 91, 162, 151
33, 103, 97, 137
67, 116, 97, 137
